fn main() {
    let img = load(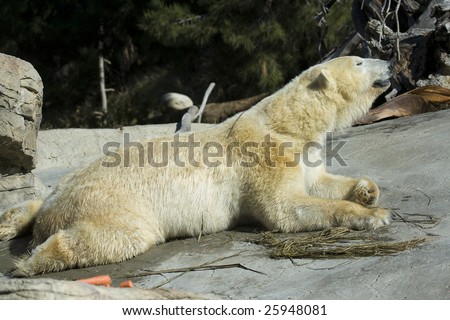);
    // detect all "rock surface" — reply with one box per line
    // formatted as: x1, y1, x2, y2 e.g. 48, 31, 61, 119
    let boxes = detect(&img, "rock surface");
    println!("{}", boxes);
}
0, 53, 44, 211
0, 277, 206, 300
0, 111, 449, 299
0, 173, 45, 211
33, 123, 210, 189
